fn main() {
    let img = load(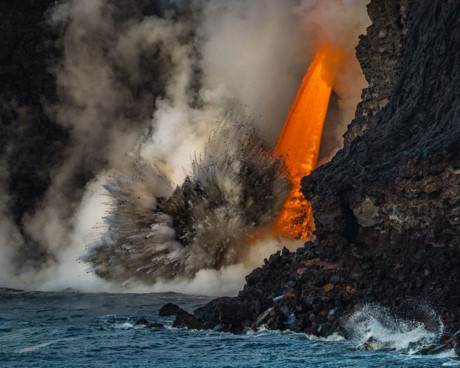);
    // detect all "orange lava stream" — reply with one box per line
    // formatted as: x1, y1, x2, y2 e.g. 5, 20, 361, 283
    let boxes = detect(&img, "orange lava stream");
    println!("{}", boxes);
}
273, 46, 342, 239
